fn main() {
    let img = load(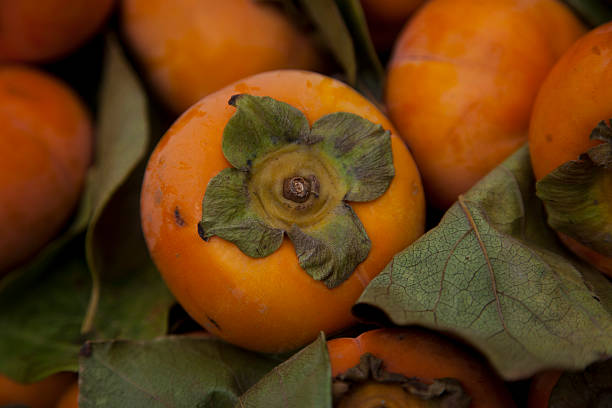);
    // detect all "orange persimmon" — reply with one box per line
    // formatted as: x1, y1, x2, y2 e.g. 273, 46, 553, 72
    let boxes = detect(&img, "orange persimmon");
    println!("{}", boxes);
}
55, 381, 79, 408
0, 65, 92, 274
121, 0, 323, 114
0, 372, 75, 408
385, 0, 585, 209
529, 22, 612, 277
327, 328, 516, 408
526, 370, 562, 408
0, 0, 115, 62
140, 70, 425, 353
